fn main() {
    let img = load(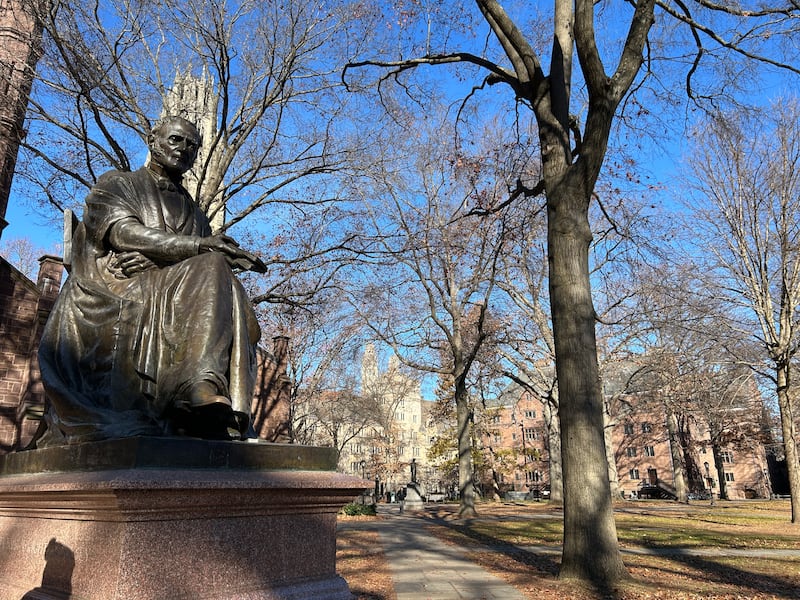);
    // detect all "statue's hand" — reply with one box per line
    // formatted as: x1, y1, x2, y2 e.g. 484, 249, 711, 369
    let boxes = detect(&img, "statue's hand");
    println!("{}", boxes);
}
111, 251, 158, 278
199, 235, 247, 258
199, 235, 268, 273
